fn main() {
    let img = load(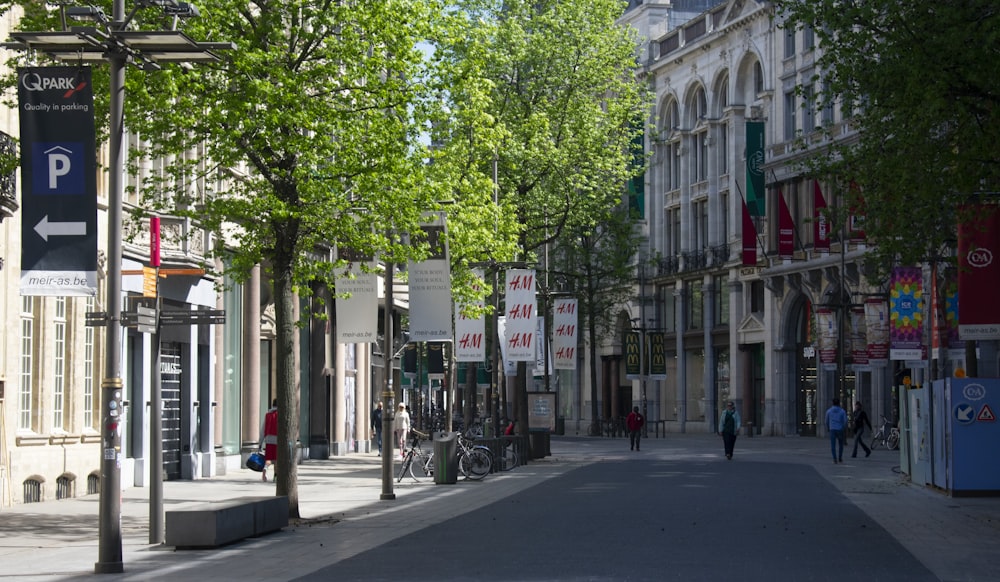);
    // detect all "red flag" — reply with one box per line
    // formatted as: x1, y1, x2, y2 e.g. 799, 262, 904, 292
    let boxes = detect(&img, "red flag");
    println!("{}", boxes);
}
813, 180, 830, 253
958, 203, 1000, 339
778, 189, 794, 260
742, 197, 757, 266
